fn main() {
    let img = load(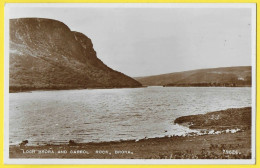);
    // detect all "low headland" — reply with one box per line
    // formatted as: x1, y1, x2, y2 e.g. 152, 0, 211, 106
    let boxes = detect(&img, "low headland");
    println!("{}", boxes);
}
9, 107, 251, 159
